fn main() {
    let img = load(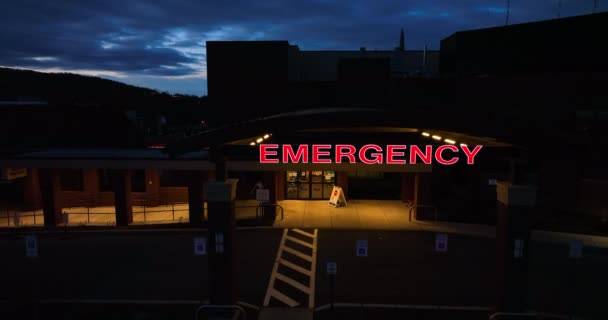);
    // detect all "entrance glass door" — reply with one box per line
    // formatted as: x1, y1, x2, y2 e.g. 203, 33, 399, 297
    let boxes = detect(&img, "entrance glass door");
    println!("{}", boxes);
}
286, 170, 335, 200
